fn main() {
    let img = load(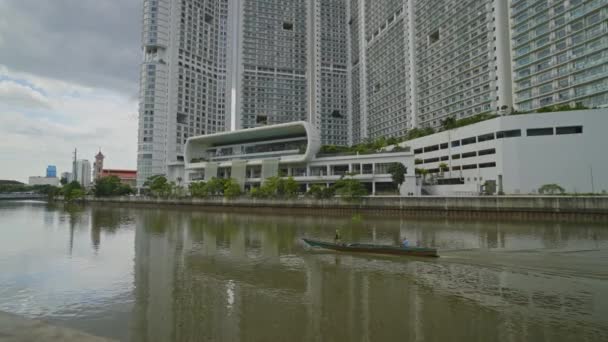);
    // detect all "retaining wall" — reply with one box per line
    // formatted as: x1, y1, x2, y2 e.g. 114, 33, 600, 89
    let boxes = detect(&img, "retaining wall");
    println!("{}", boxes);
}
83, 196, 608, 221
